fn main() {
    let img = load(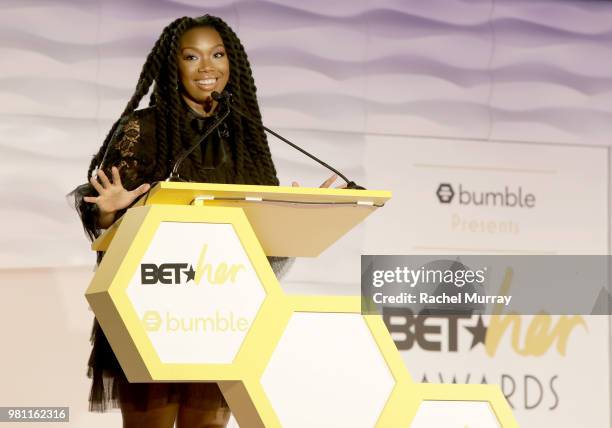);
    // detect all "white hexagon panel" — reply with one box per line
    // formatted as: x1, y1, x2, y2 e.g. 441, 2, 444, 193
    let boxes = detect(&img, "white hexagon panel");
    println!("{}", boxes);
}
260, 312, 395, 428
129, 221, 264, 364
412, 400, 501, 428
86, 205, 281, 382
